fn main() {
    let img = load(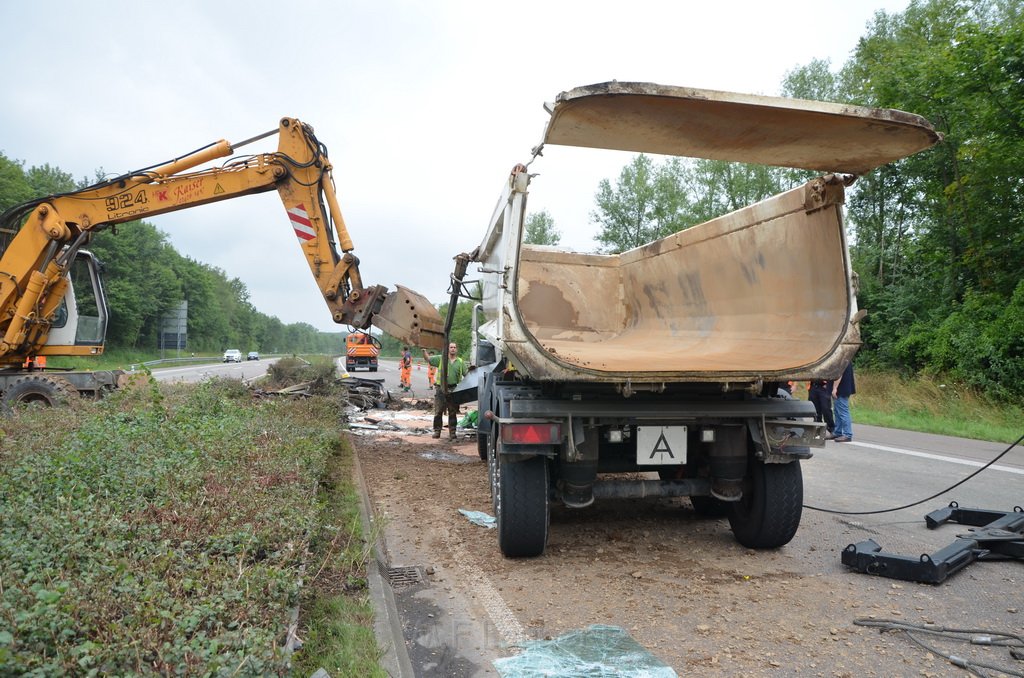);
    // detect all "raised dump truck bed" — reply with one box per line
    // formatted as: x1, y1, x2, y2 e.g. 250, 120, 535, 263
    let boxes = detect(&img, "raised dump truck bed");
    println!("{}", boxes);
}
513, 175, 855, 381
467, 82, 940, 558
